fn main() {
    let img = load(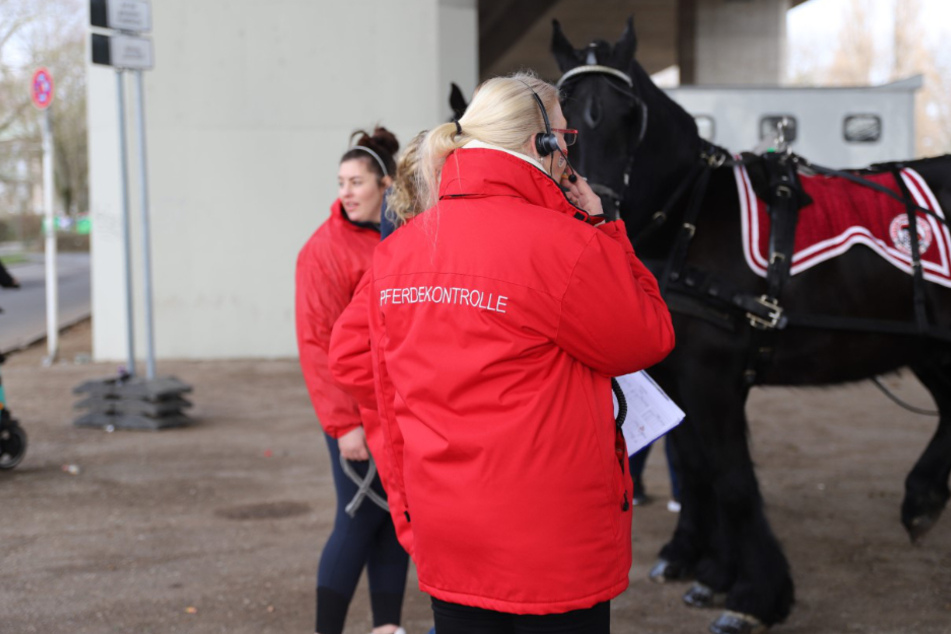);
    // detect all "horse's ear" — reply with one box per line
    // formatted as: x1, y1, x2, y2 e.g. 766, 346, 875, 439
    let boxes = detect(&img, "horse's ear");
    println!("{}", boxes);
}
551, 19, 581, 72
449, 83, 469, 120
611, 16, 637, 68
